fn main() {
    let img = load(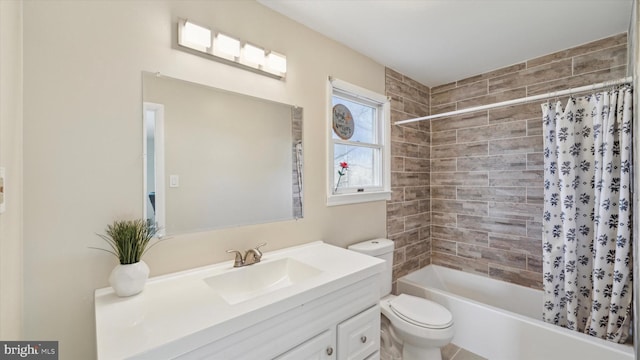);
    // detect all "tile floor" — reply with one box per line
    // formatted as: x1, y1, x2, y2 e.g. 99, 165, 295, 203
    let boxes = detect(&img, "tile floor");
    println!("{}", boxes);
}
442, 343, 487, 360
